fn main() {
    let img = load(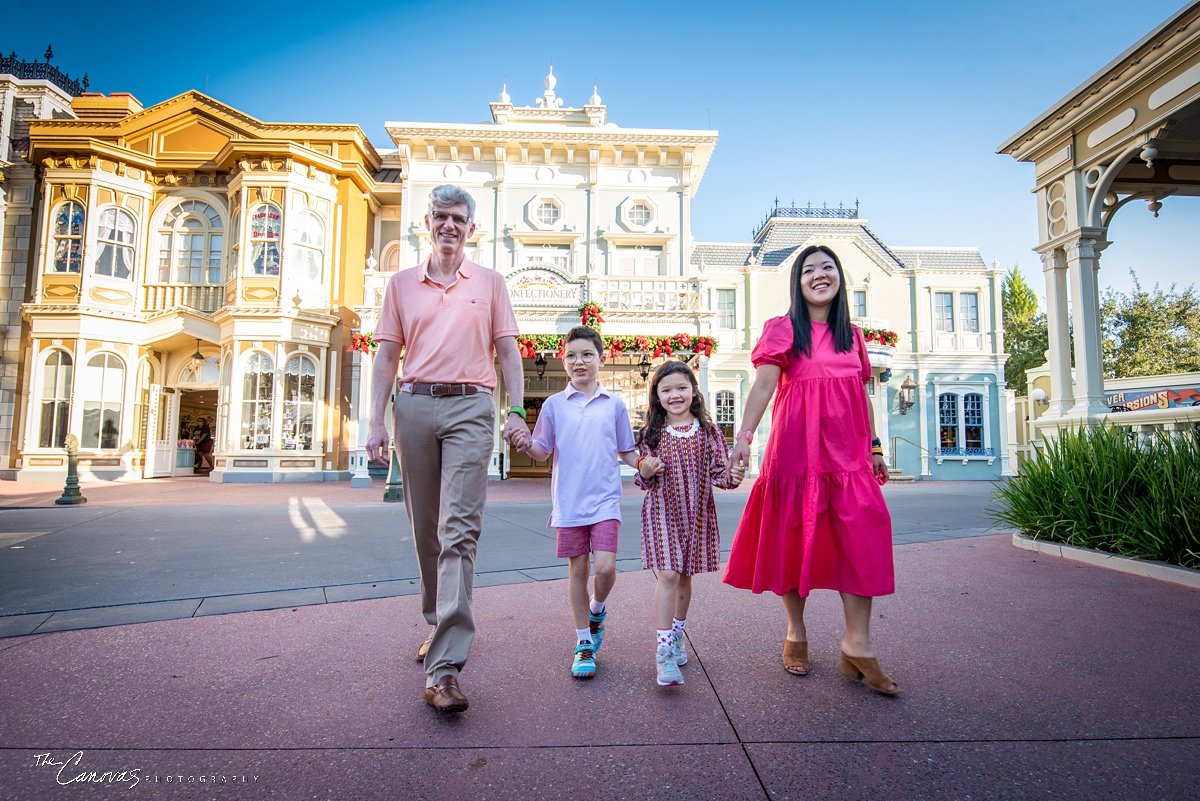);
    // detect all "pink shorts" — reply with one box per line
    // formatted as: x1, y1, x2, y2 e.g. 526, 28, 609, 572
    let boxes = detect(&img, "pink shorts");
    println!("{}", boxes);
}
556, 519, 620, 558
